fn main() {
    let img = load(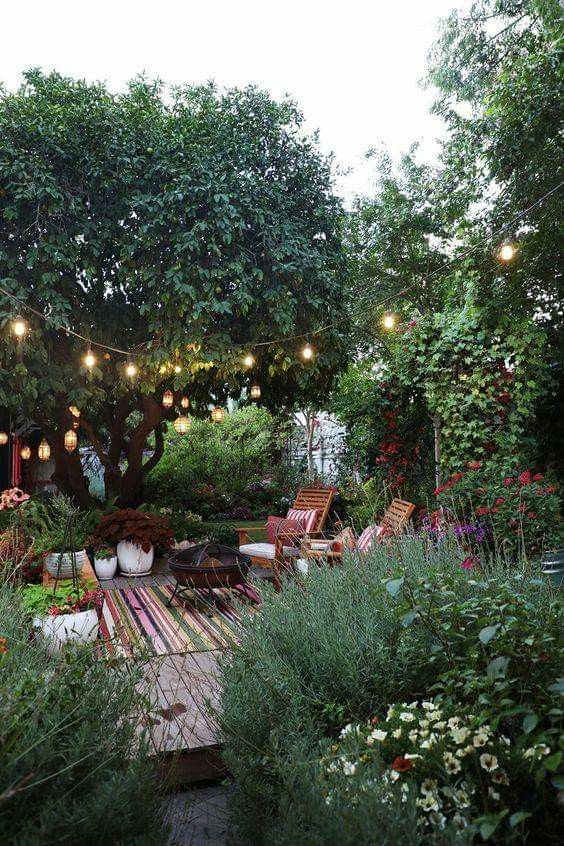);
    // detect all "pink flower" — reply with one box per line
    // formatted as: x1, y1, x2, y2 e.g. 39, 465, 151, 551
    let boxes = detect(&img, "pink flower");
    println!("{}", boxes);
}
518, 470, 532, 486
503, 477, 514, 487
460, 557, 475, 570
532, 473, 543, 482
